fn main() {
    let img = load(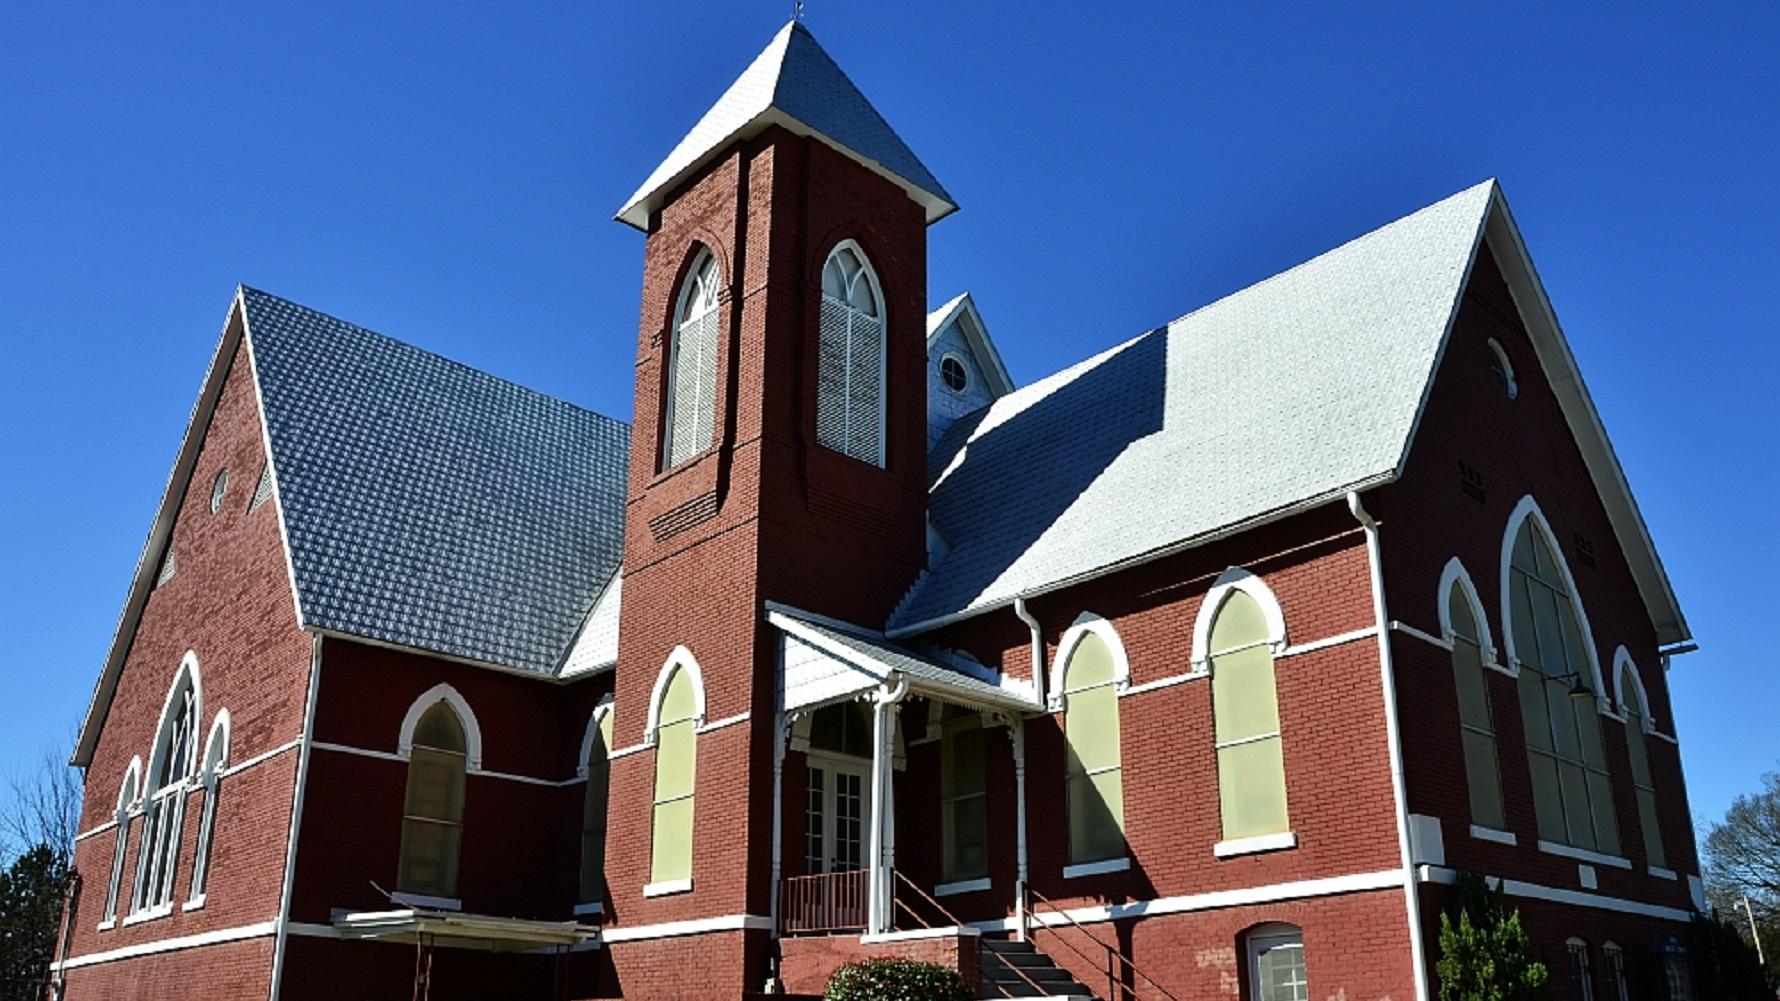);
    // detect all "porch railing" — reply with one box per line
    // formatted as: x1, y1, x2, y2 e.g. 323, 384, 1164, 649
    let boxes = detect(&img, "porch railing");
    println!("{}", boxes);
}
1021, 882, 1182, 1001
781, 869, 870, 934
